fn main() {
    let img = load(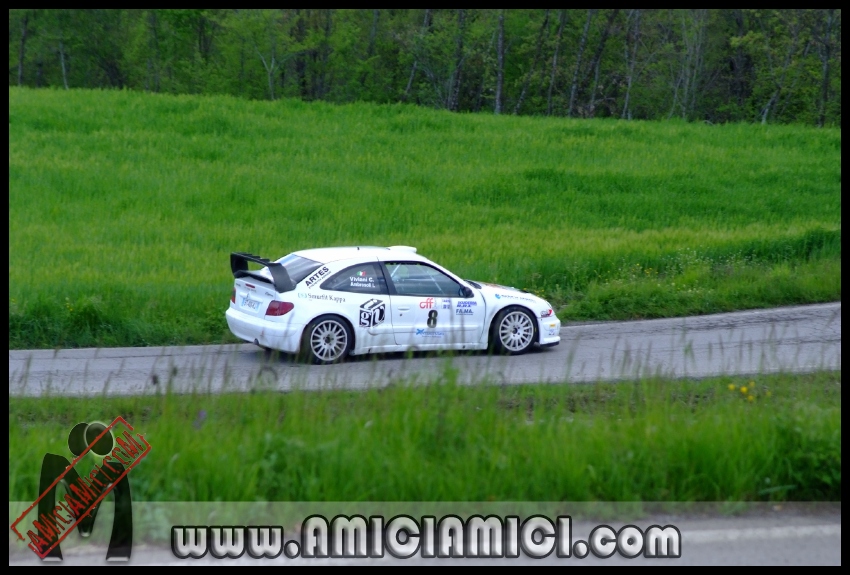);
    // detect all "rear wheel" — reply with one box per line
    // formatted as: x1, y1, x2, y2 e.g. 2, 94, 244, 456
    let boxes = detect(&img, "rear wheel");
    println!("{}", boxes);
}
300, 315, 352, 364
490, 306, 537, 355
